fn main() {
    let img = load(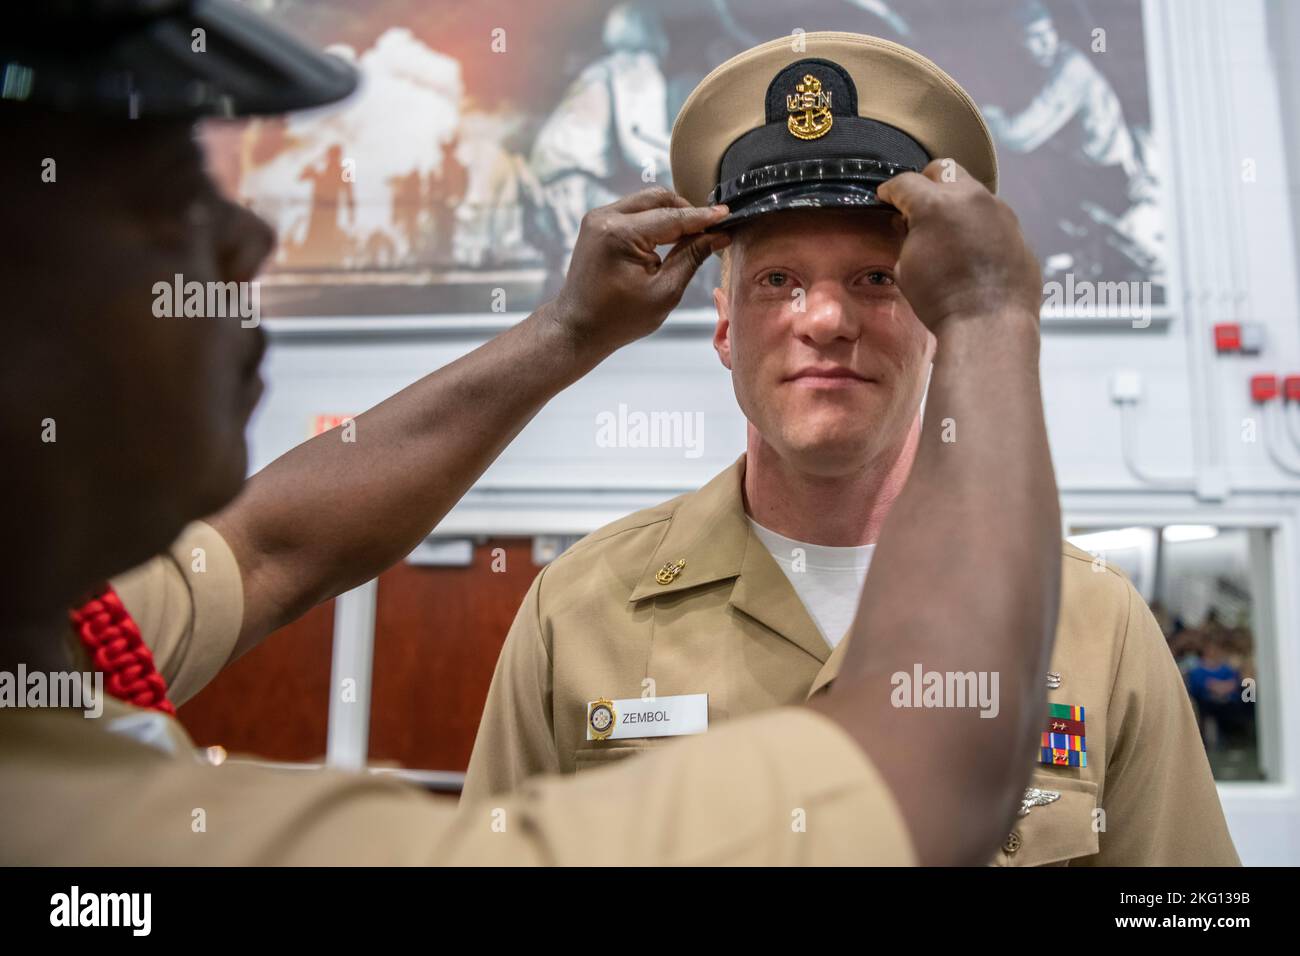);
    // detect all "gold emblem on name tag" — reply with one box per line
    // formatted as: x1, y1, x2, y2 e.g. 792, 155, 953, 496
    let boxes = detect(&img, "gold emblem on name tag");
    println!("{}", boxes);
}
655, 558, 686, 585
588, 698, 617, 740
